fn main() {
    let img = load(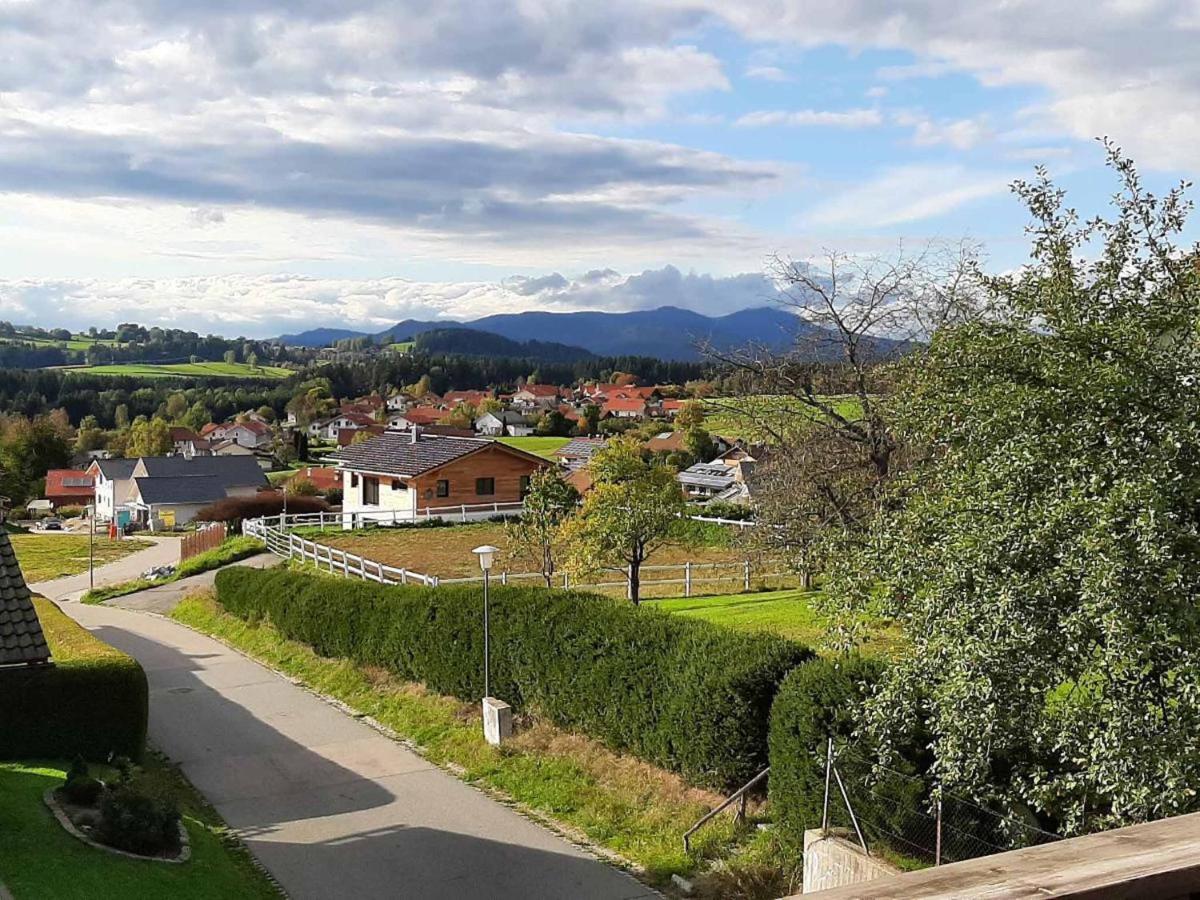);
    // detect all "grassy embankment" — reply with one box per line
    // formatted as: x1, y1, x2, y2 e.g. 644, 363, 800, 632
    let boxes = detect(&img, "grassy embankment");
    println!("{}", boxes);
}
497, 435, 572, 458
81, 537, 266, 604
11, 535, 153, 583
